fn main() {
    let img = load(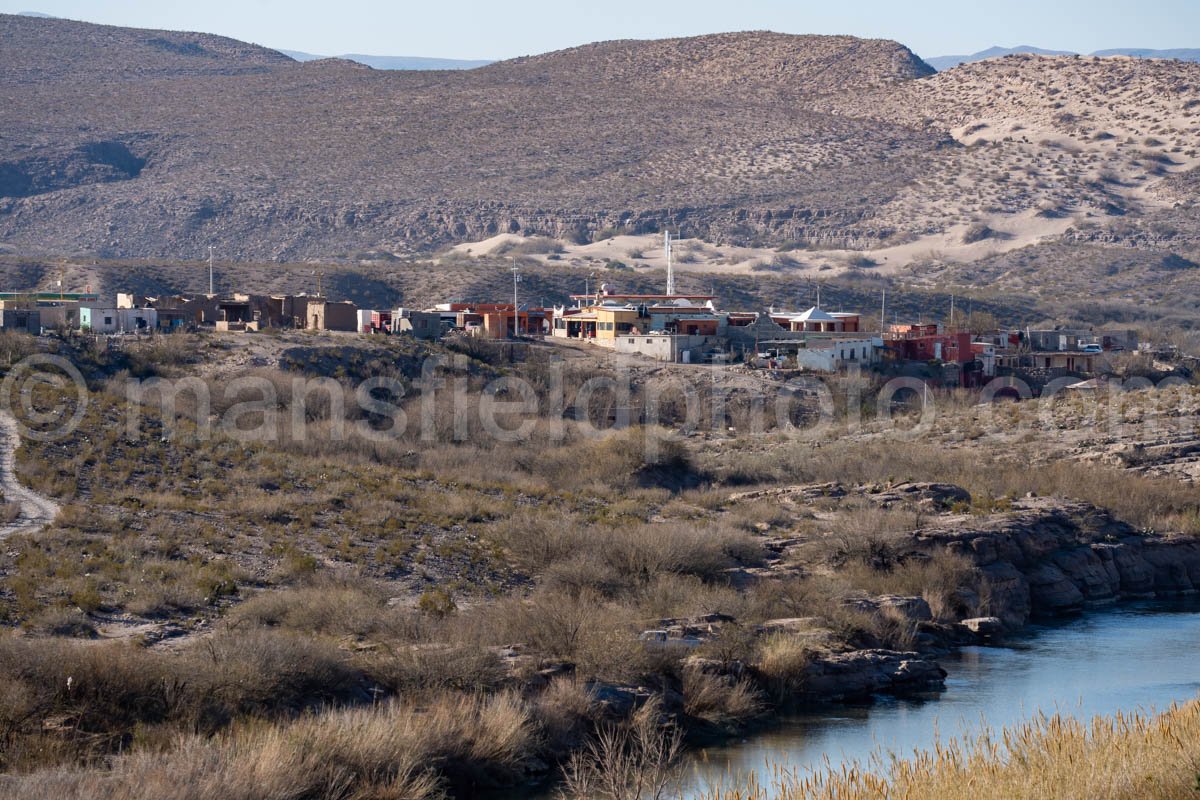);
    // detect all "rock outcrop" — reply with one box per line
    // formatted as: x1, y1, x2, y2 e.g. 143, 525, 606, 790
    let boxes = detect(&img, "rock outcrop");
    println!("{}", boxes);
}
796, 650, 947, 702
912, 497, 1200, 624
